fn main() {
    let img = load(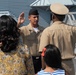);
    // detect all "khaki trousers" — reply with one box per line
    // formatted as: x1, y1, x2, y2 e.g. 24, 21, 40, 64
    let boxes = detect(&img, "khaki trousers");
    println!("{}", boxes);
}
62, 59, 75, 75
